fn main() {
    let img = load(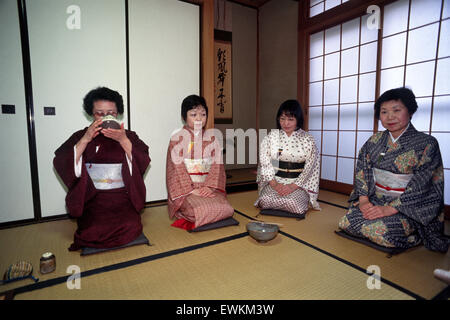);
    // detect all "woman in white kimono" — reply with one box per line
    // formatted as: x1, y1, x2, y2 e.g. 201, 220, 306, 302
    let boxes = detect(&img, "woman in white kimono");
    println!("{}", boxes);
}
255, 100, 321, 216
